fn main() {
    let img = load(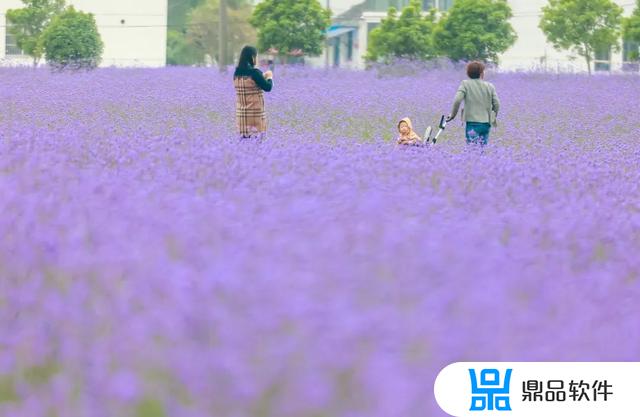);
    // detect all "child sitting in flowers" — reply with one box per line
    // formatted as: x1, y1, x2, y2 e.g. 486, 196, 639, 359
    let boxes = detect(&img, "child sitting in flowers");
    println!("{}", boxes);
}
396, 118, 422, 146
